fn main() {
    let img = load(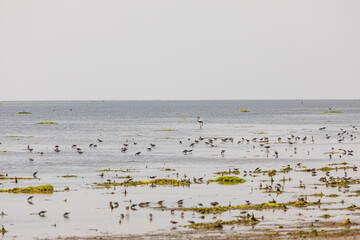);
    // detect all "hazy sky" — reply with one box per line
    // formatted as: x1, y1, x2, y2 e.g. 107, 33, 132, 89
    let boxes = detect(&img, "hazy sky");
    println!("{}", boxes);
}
0, 0, 359, 100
